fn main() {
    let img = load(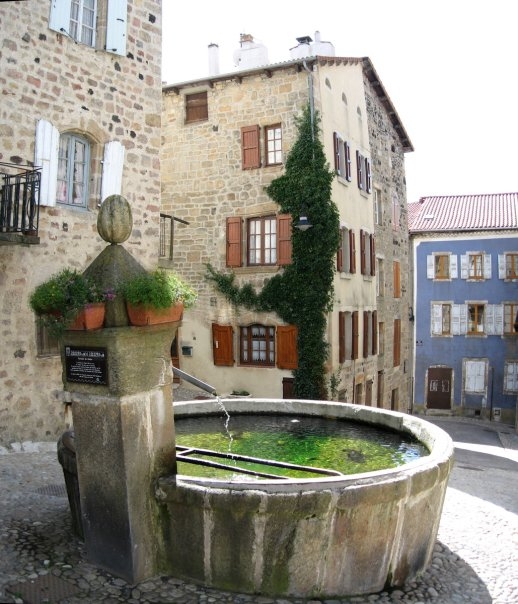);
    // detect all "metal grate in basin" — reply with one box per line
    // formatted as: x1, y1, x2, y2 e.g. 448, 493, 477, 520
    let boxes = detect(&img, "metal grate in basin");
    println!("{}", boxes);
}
35, 484, 67, 497
6, 574, 79, 604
